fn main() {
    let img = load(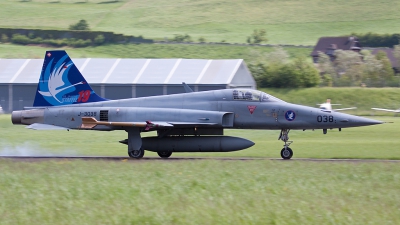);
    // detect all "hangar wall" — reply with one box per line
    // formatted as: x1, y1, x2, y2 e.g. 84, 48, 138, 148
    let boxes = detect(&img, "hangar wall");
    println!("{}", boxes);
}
0, 58, 256, 112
